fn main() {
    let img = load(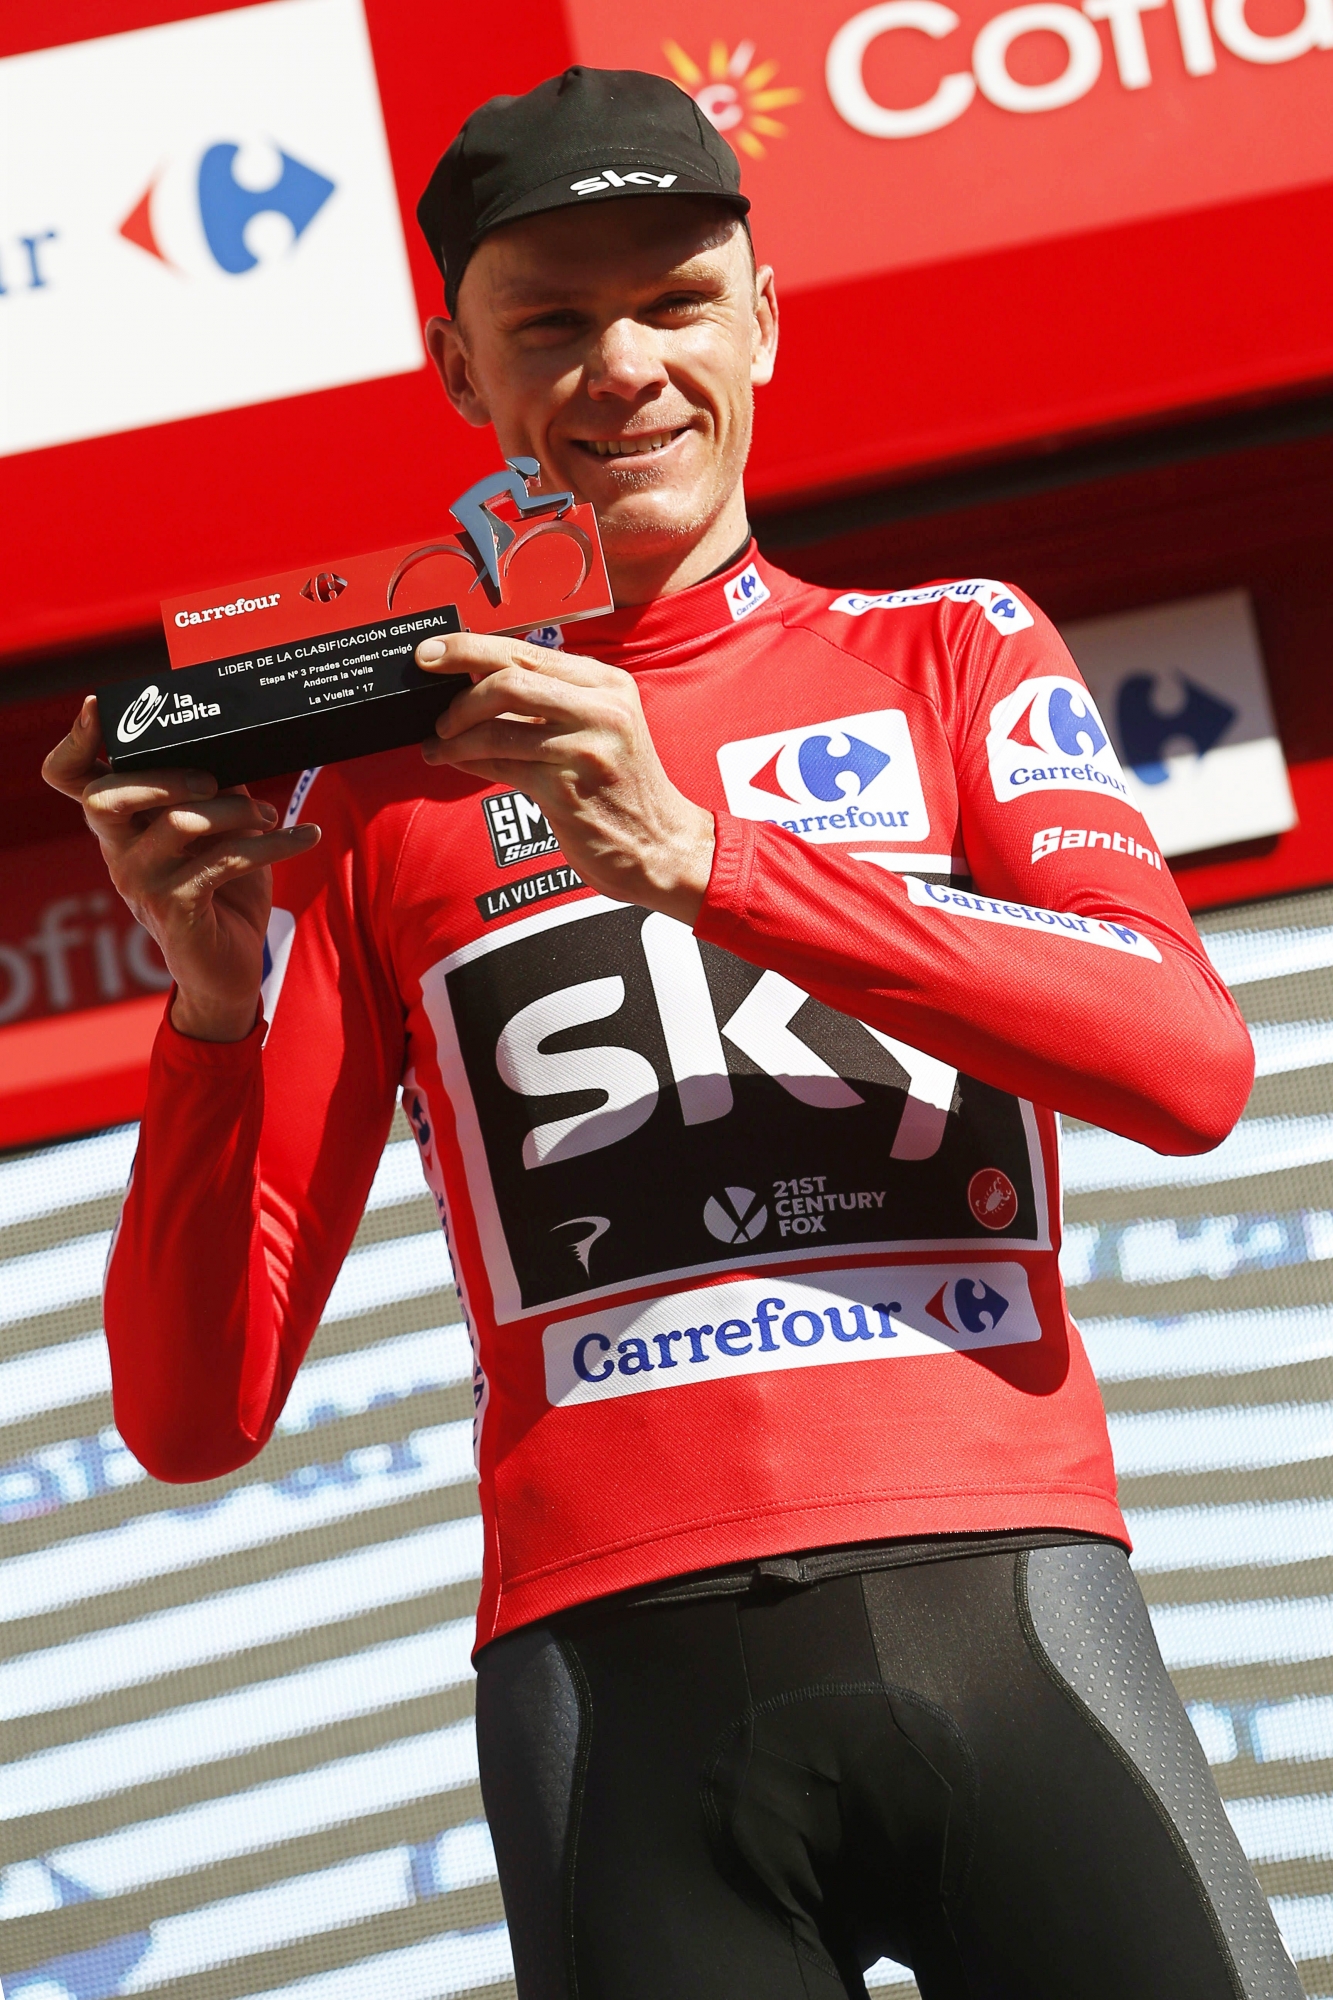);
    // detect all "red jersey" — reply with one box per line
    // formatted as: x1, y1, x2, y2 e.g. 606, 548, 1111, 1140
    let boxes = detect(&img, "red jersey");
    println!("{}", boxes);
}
104, 546, 1253, 1648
